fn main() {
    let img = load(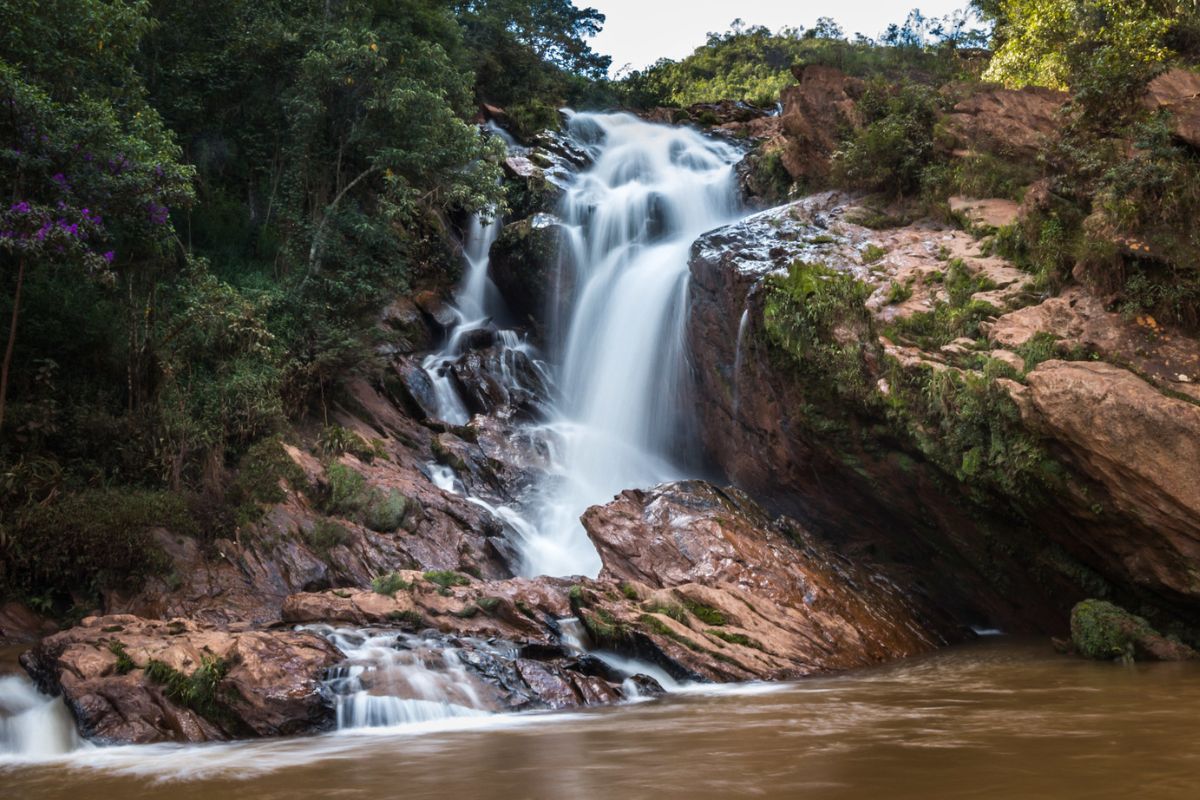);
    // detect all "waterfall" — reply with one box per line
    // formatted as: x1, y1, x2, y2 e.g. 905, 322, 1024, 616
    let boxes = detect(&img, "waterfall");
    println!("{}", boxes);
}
417, 114, 740, 578
0, 674, 85, 759
519, 112, 742, 577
